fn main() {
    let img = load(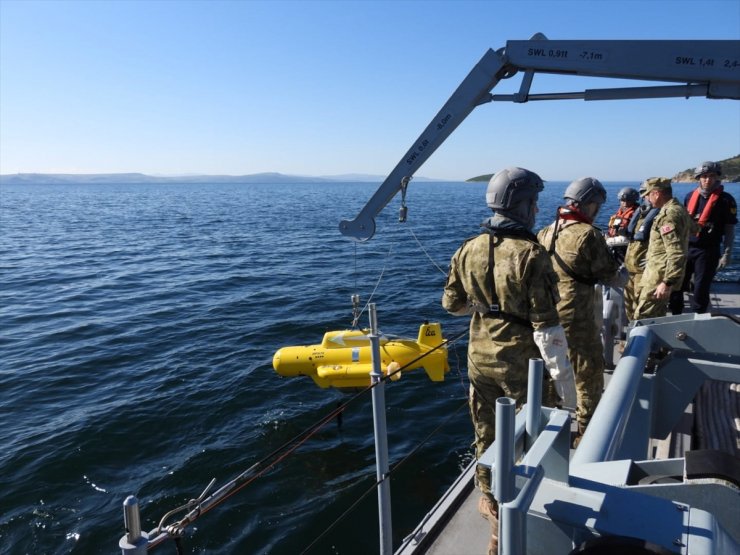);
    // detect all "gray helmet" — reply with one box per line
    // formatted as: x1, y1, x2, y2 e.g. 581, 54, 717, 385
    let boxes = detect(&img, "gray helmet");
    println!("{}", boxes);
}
486, 167, 544, 228
564, 177, 607, 206
694, 161, 722, 178
617, 187, 639, 204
